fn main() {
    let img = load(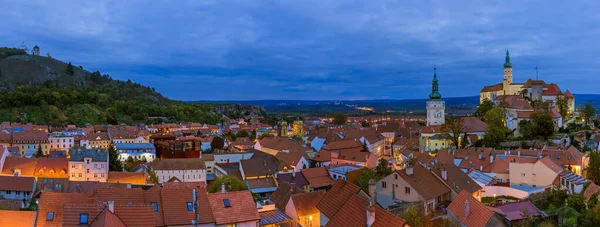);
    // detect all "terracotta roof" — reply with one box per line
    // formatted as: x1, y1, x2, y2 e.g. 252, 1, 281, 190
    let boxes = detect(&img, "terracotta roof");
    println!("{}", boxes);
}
241, 153, 281, 177
246, 177, 278, 190
311, 150, 332, 162
496, 95, 533, 110
0, 199, 23, 210
461, 117, 488, 133
447, 190, 495, 227
153, 158, 206, 170
208, 190, 260, 225
564, 89, 574, 98
0, 210, 35, 227
322, 139, 364, 151
396, 165, 450, 200
36, 192, 94, 227
539, 157, 564, 174
291, 191, 325, 216
162, 181, 207, 189
89, 207, 126, 227
258, 137, 313, 153
1, 157, 38, 176
301, 167, 334, 189
481, 83, 503, 92
430, 164, 482, 194
325, 195, 406, 227
12, 131, 49, 143
269, 181, 304, 210
517, 111, 534, 118
275, 152, 308, 168
584, 183, 600, 203
343, 128, 385, 144
421, 125, 443, 134
543, 83, 562, 96
276, 172, 309, 189
107, 171, 146, 184
492, 201, 543, 221
85, 132, 110, 141
316, 179, 363, 219
160, 188, 215, 225
549, 108, 562, 118
113, 205, 156, 226
94, 188, 146, 206
0, 175, 35, 191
